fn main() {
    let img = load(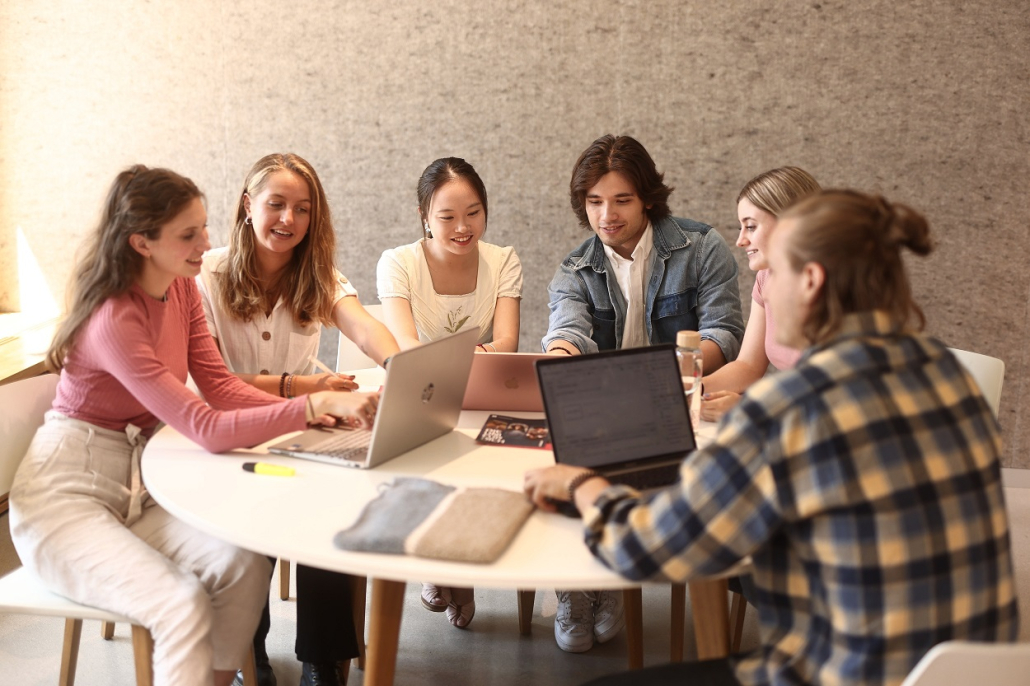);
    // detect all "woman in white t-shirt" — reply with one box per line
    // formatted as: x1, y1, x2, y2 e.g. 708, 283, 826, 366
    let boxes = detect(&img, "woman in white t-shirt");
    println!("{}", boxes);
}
376, 157, 524, 629
377, 157, 522, 353
198, 153, 400, 686
700, 167, 820, 422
